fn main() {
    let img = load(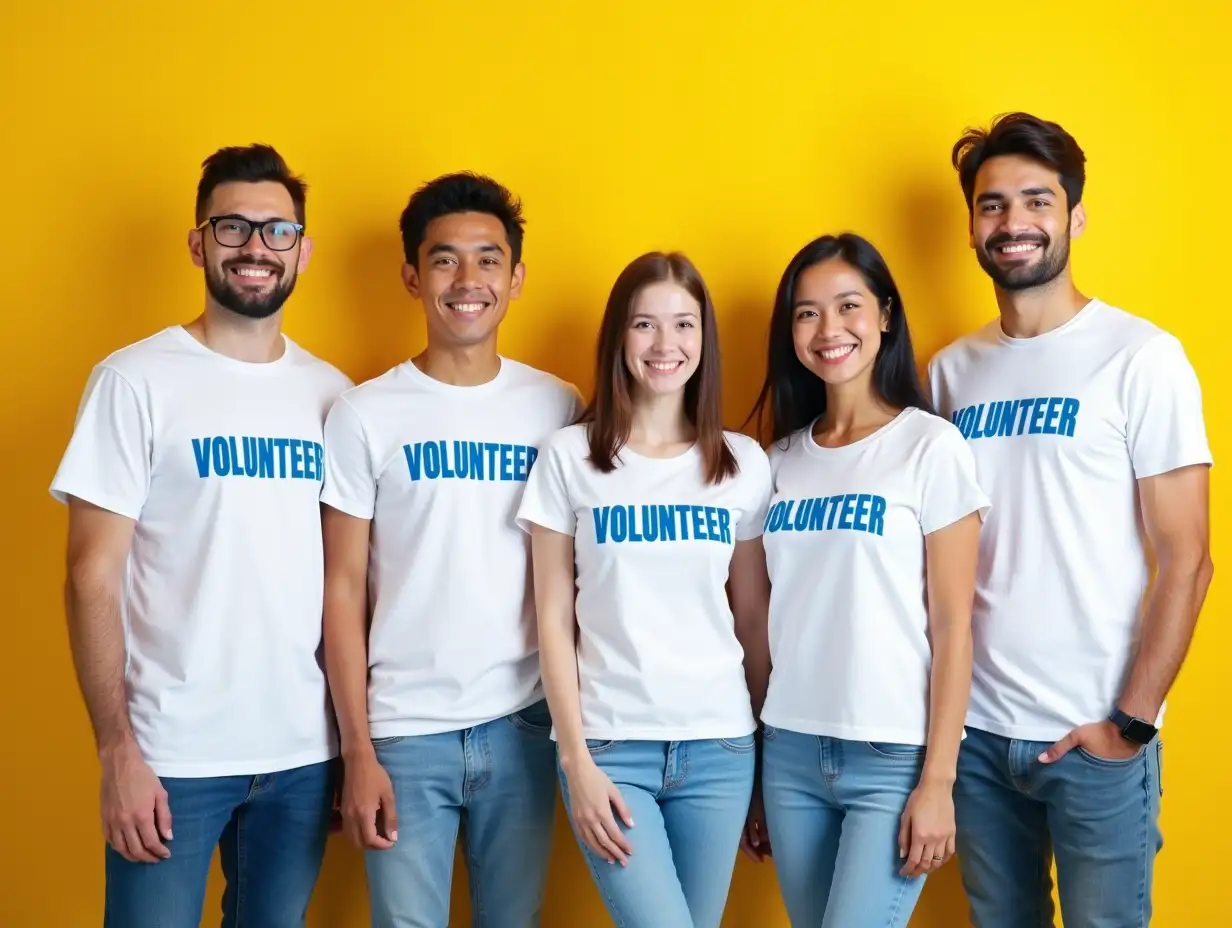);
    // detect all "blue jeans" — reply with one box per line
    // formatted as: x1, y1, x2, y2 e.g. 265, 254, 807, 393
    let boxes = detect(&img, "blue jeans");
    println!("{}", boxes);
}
954, 726, 1164, 928
103, 759, 336, 928
559, 735, 756, 928
364, 699, 558, 928
760, 727, 928, 928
